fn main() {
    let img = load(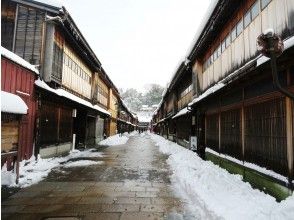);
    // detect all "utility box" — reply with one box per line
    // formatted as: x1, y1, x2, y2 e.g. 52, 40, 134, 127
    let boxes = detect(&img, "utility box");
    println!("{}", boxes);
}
190, 136, 197, 151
